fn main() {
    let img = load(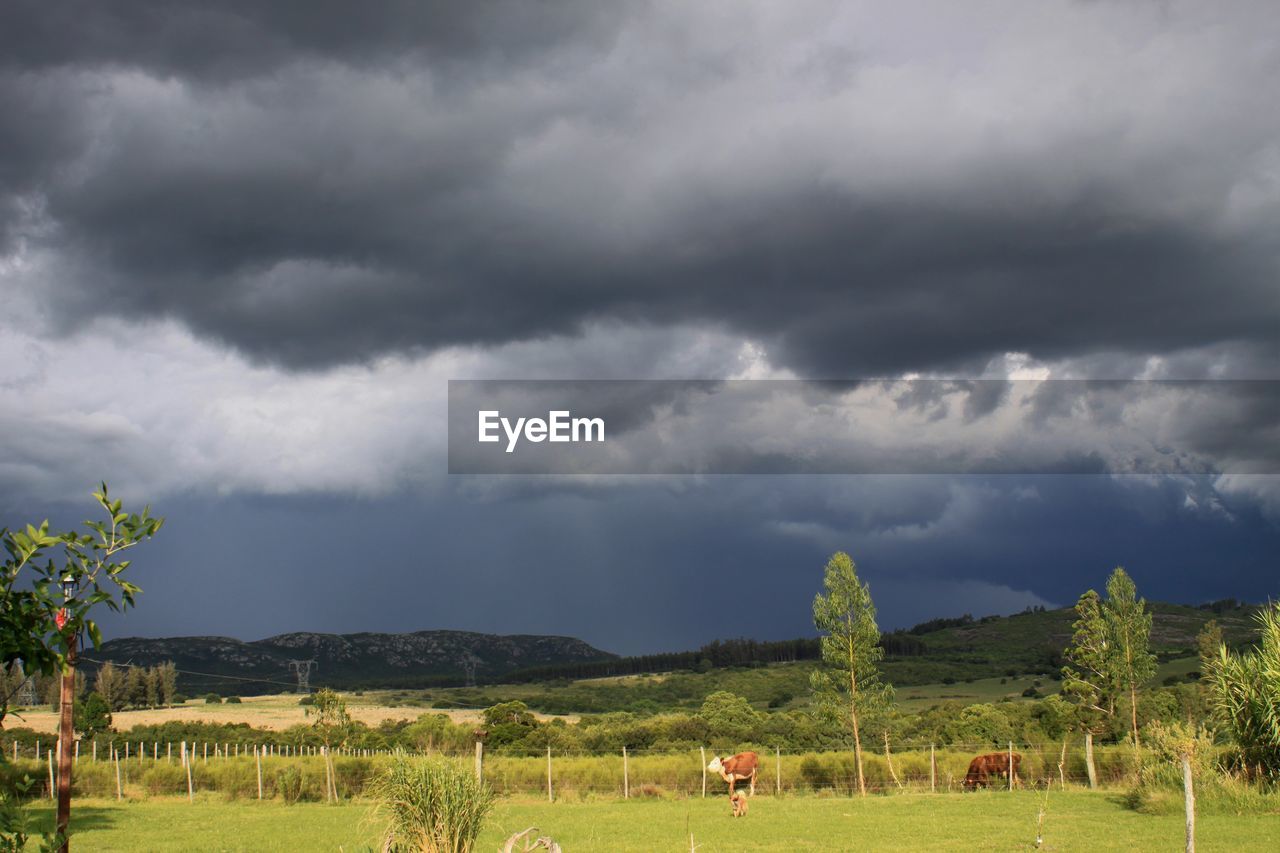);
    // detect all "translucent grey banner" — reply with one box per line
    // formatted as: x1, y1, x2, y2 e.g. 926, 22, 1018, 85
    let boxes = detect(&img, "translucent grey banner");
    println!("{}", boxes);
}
447, 379, 1280, 475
